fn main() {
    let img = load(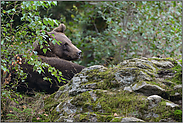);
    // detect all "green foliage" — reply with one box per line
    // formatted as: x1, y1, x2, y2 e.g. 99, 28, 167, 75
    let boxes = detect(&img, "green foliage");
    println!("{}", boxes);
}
1, 89, 22, 105
1, 1, 64, 121
173, 110, 182, 122
62, 1, 182, 66
1, 1, 65, 88
6, 107, 33, 121
1, 89, 51, 122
